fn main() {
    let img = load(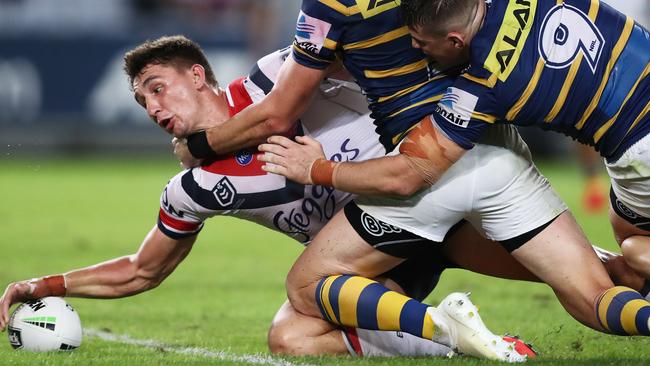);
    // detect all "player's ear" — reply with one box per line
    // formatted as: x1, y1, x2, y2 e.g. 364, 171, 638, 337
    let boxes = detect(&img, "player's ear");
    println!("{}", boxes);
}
447, 32, 466, 49
190, 64, 206, 88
